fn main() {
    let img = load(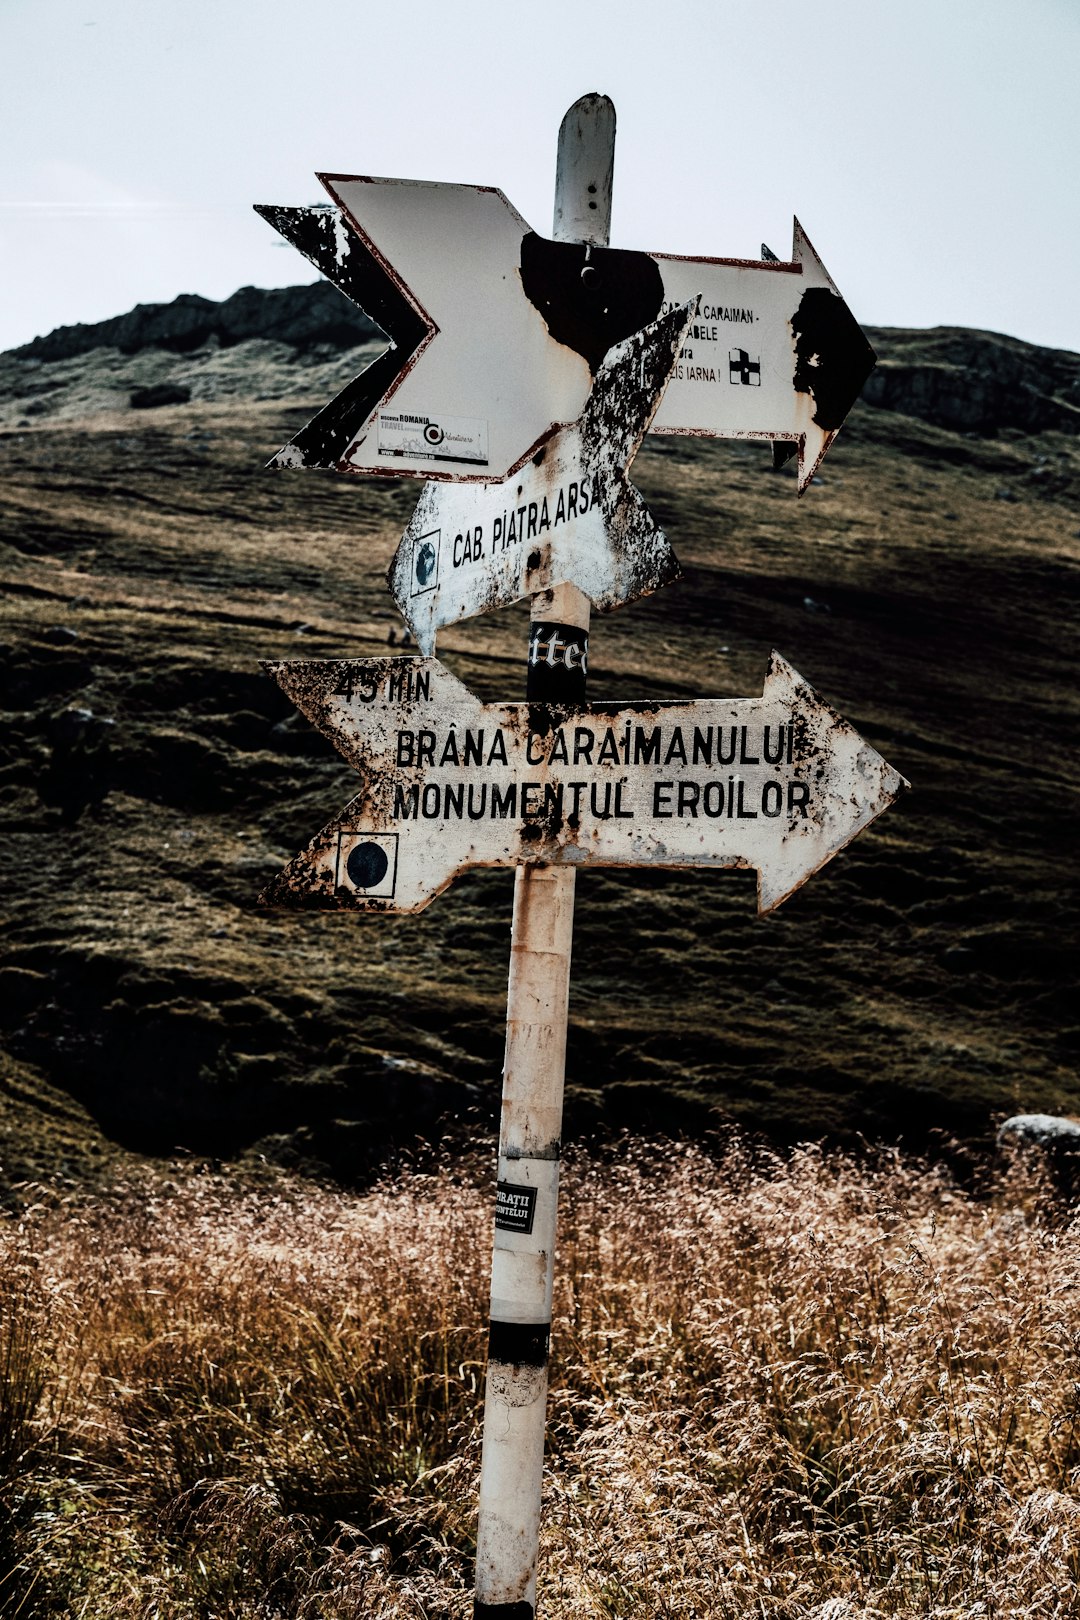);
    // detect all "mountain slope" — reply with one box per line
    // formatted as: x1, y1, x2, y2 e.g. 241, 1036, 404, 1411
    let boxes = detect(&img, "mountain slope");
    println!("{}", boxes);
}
0, 289, 1077, 1193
